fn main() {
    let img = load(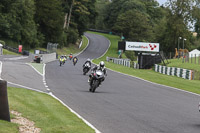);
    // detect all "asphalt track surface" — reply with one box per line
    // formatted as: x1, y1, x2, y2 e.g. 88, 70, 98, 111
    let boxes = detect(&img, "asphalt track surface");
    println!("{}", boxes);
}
1, 55, 46, 92
45, 33, 200, 133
